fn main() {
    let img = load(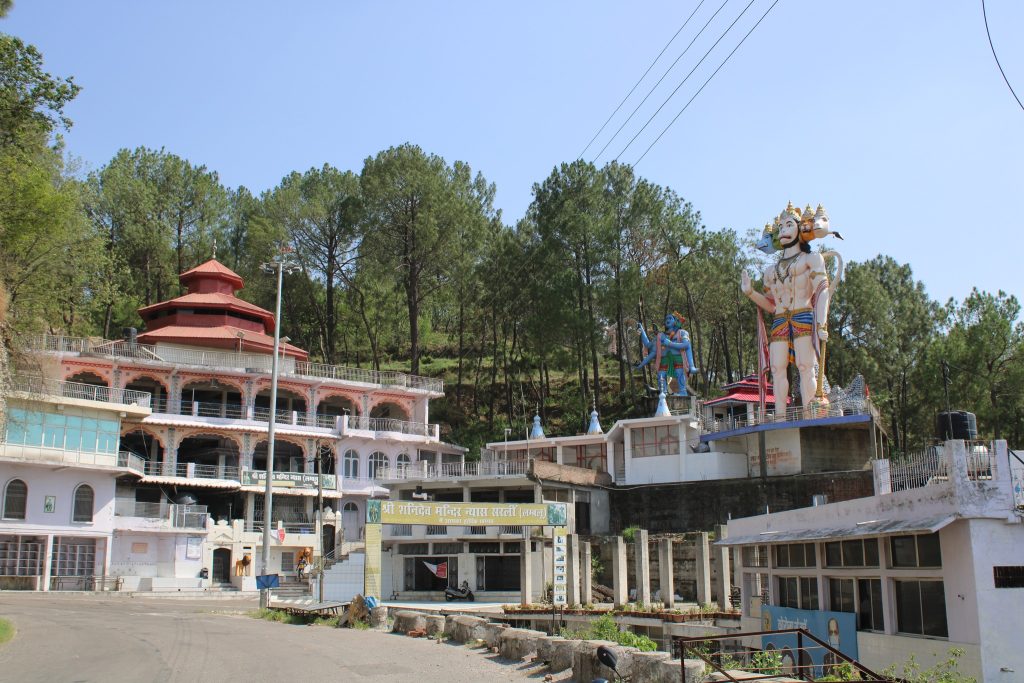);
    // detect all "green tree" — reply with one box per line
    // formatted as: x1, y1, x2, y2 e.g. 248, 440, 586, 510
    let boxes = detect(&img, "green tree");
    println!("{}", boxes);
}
360, 144, 495, 375
0, 33, 80, 149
